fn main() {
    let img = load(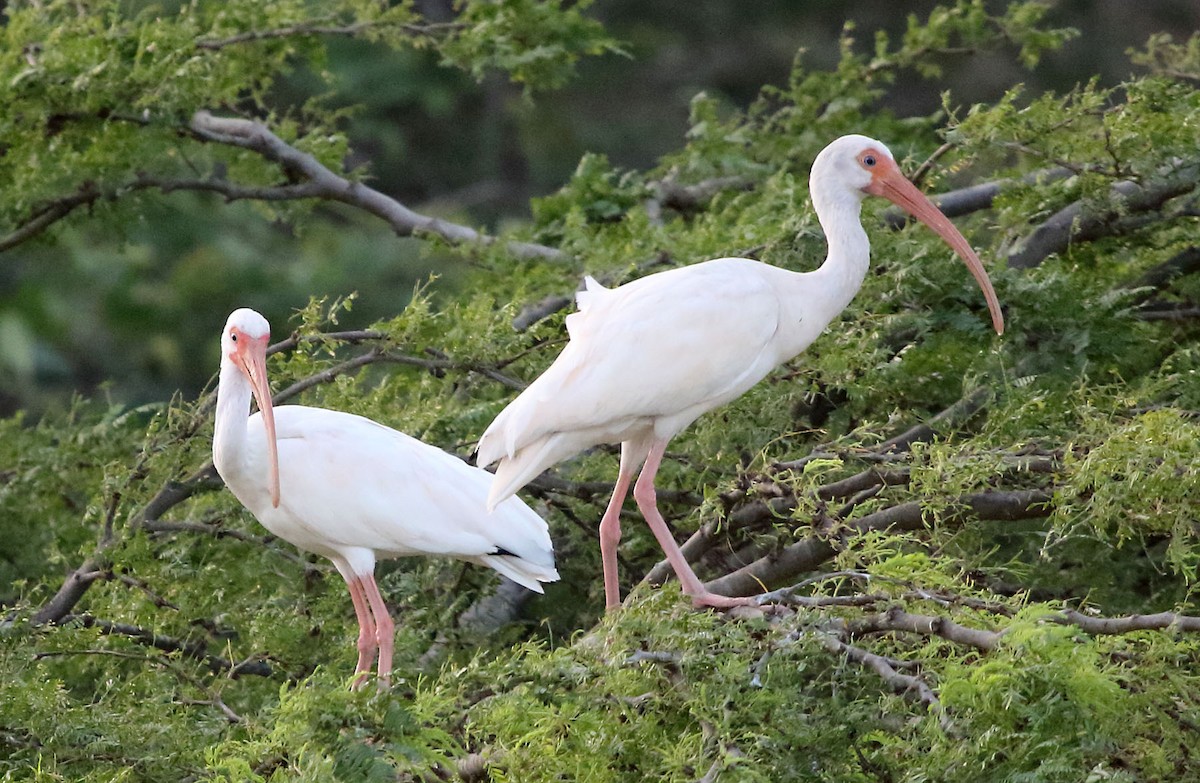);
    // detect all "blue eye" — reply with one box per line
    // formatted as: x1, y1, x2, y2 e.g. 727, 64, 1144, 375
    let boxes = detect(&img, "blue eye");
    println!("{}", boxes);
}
863, 155, 876, 167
